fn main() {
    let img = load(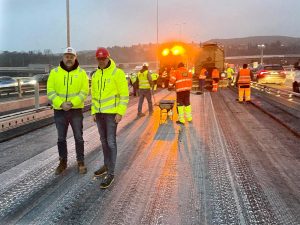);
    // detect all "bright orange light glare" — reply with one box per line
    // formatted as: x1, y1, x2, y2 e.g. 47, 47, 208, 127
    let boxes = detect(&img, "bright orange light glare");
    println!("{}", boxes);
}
161, 48, 170, 56
171, 45, 185, 56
